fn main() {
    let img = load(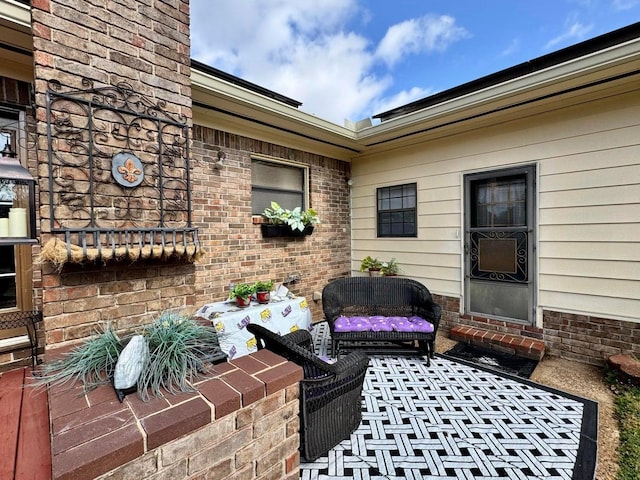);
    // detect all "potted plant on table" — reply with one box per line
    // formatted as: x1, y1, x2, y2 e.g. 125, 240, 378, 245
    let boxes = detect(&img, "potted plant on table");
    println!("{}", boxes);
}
381, 258, 402, 276
261, 201, 319, 237
360, 255, 382, 276
253, 280, 274, 304
230, 283, 256, 308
